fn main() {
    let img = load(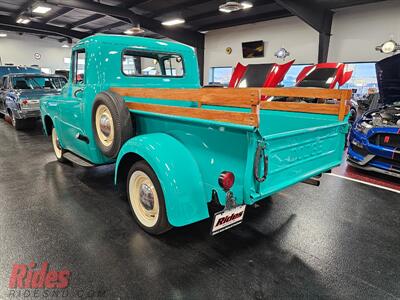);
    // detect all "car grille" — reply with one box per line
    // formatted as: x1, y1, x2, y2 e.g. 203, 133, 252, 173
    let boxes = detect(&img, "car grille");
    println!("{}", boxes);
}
369, 133, 400, 148
372, 156, 400, 172
350, 143, 369, 157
